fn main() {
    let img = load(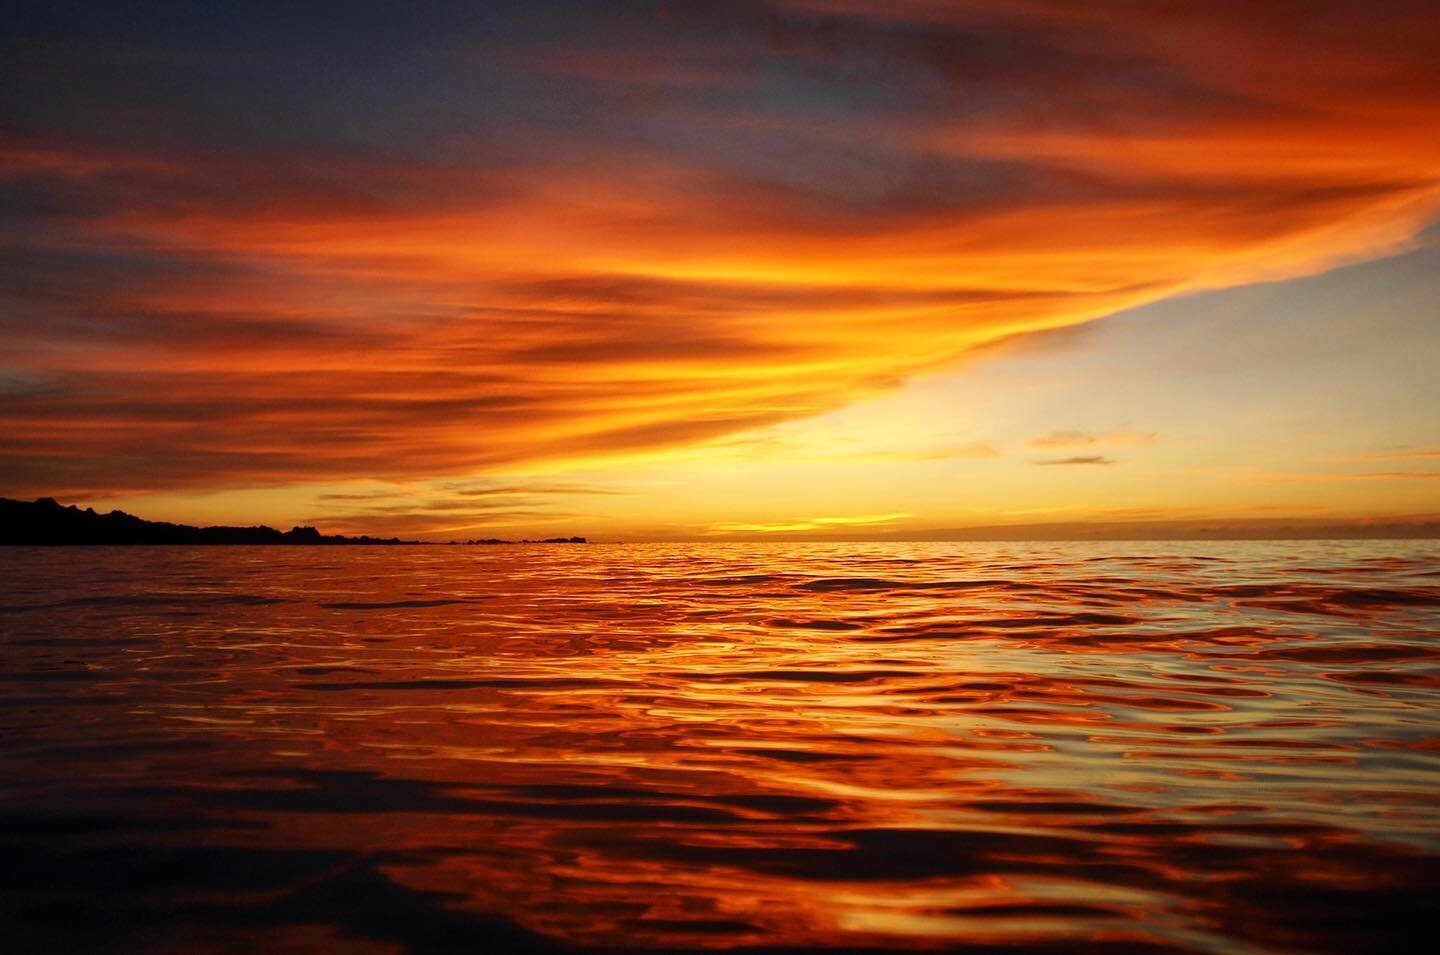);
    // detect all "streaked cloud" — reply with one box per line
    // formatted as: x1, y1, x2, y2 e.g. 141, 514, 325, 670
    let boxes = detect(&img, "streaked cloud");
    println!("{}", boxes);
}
1257, 470, 1440, 483
1030, 428, 1156, 449
443, 482, 630, 498
1, 1, 1437, 532
1342, 447, 1440, 462
707, 512, 913, 534
1036, 456, 1116, 467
